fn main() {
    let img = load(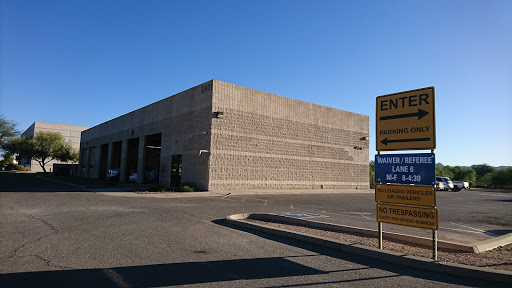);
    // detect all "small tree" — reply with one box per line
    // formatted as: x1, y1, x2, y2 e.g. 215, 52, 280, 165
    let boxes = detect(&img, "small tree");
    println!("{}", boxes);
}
0, 115, 19, 158
451, 166, 477, 183
471, 164, 495, 179
0, 155, 15, 165
491, 168, 512, 188
0, 115, 19, 145
4, 131, 78, 173
436, 164, 454, 179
